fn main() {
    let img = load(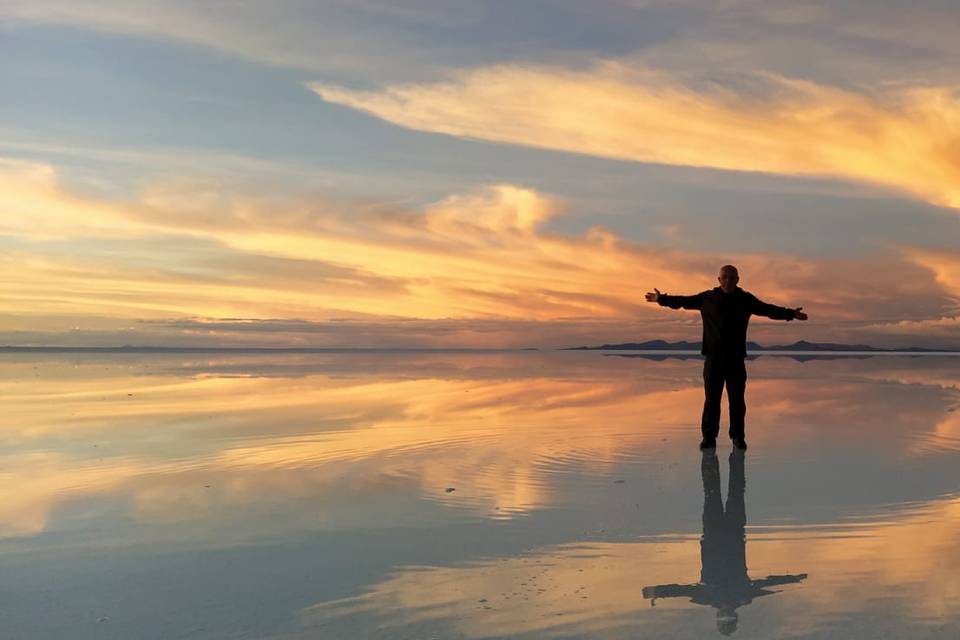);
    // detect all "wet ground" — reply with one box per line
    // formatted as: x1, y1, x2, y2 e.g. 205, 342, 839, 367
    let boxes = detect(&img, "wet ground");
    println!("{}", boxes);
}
1, 351, 958, 639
